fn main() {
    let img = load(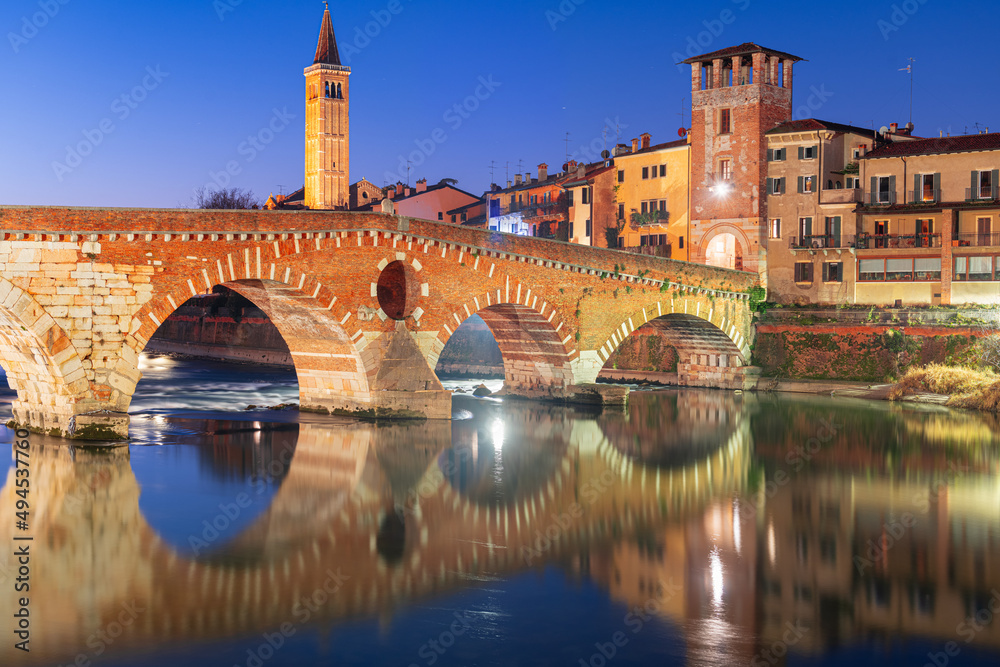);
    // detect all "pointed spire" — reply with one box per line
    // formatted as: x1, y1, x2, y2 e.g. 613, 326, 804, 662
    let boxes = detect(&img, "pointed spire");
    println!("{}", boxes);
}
314, 4, 342, 66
